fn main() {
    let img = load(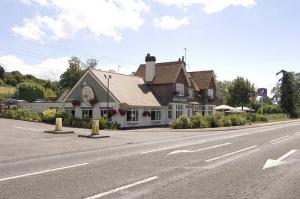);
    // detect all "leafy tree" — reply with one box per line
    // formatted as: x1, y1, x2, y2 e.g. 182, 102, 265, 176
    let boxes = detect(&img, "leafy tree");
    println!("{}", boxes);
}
0, 65, 5, 79
17, 81, 45, 102
44, 88, 57, 98
227, 77, 255, 107
59, 57, 85, 89
260, 96, 273, 104
4, 75, 18, 86
0, 79, 5, 86
216, 80, 231, 104
275, 70, 300, 118
85, 58, 98, 70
